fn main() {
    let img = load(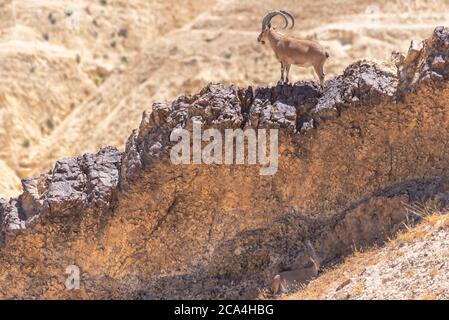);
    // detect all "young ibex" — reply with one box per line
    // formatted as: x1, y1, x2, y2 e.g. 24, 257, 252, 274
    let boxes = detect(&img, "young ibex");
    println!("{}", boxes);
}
257, 10, 329, 88
270, 240, 320, 295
